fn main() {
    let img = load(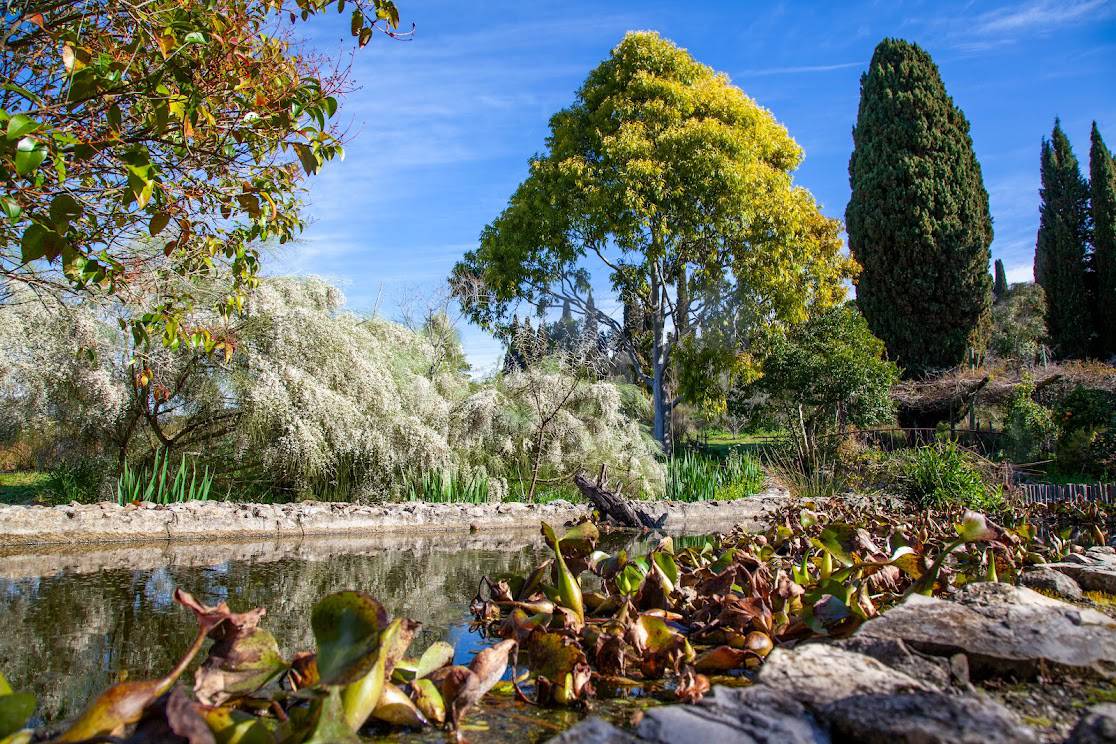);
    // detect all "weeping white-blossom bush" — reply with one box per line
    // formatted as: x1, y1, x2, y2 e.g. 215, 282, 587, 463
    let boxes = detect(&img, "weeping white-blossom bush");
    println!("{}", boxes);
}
0, 276, 663, 501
